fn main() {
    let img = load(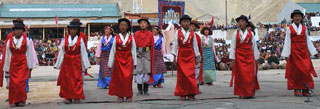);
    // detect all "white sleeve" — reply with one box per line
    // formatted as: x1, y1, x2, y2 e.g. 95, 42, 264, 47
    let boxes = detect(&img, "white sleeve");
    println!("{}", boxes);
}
252, 32, 260, 60
80, 39, 91, 71
3, 41, 11, 72
107, 39, 116, 68
26, 39, 35, 69
229, 32, 237, 59
193, 34, 200, 57
131, 36, 137, 66
171, 31, 178, 56
54, 40, 65, 69
306, 29, 318, 56
281, 27, 291, 57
